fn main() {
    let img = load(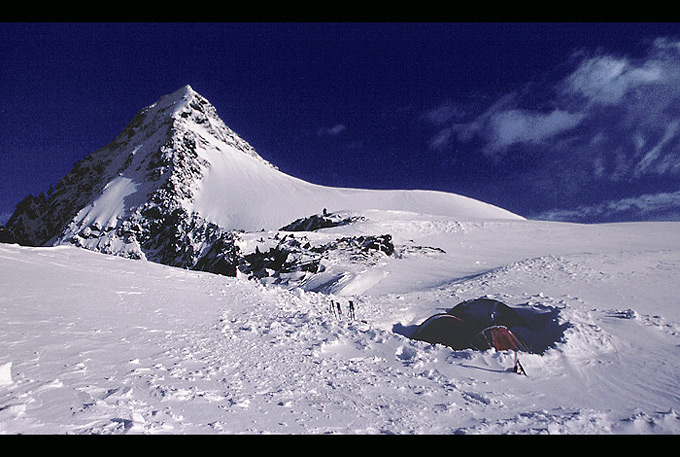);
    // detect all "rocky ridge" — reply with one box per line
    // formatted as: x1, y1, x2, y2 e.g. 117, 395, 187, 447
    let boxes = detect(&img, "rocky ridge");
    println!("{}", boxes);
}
0, 86, 411, 284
